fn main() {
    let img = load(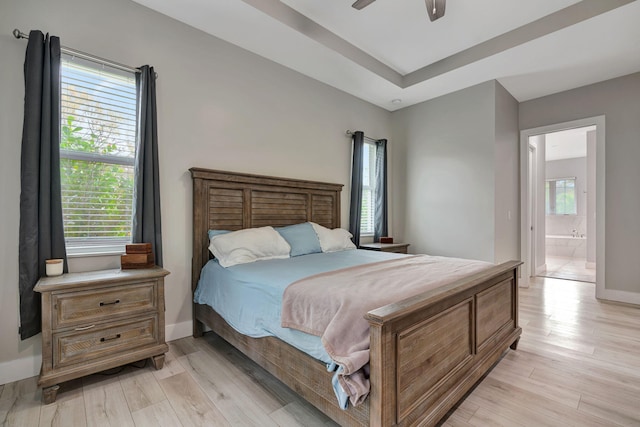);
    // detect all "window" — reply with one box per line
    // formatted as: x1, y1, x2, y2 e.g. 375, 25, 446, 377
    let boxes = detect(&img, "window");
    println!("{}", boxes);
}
360, 142, 376, 235
60, 55, 138, 255
546, 178, 577, 215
